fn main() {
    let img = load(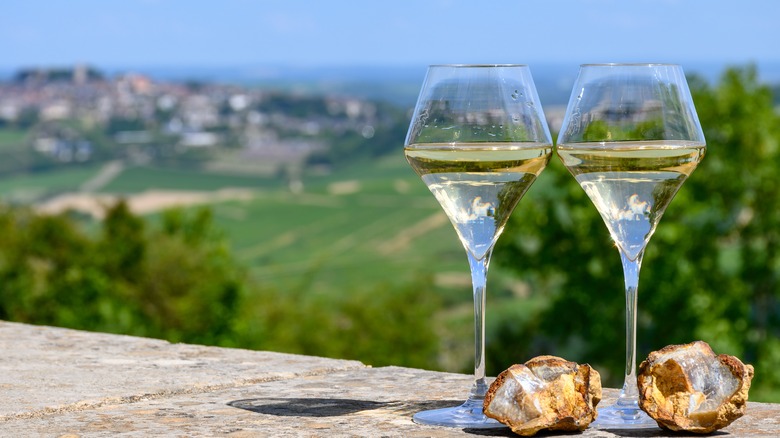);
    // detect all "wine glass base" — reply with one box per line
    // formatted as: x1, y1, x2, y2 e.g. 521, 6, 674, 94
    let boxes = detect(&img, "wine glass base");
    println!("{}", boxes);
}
412, 398, 506, 429
592, 403, 659, 430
